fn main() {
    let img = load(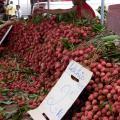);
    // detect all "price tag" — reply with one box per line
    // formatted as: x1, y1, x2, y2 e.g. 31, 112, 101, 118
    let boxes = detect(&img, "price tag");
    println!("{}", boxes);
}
28, 60, 93, 120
